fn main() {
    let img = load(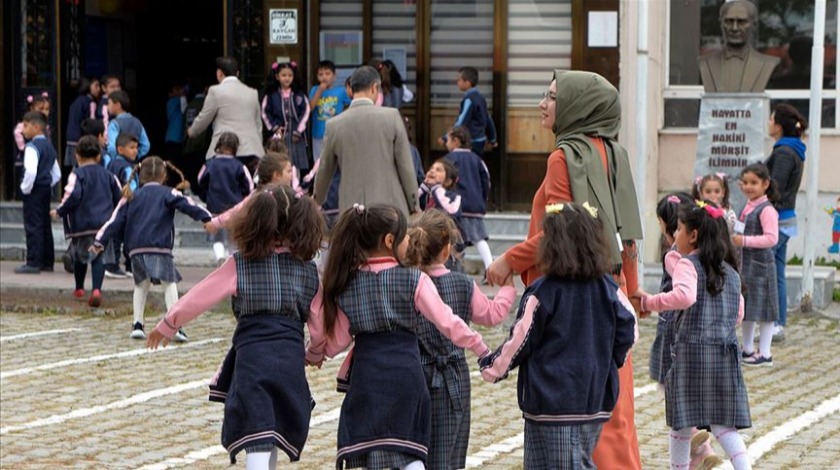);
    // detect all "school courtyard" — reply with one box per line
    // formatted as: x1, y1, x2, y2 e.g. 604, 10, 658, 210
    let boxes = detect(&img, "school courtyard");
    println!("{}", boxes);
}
1, 262, 839, 469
